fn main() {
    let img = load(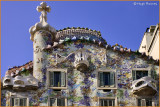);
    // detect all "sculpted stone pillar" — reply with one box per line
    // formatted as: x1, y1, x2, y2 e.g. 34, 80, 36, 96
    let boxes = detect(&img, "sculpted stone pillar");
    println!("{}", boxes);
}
29, 2, 56, 82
